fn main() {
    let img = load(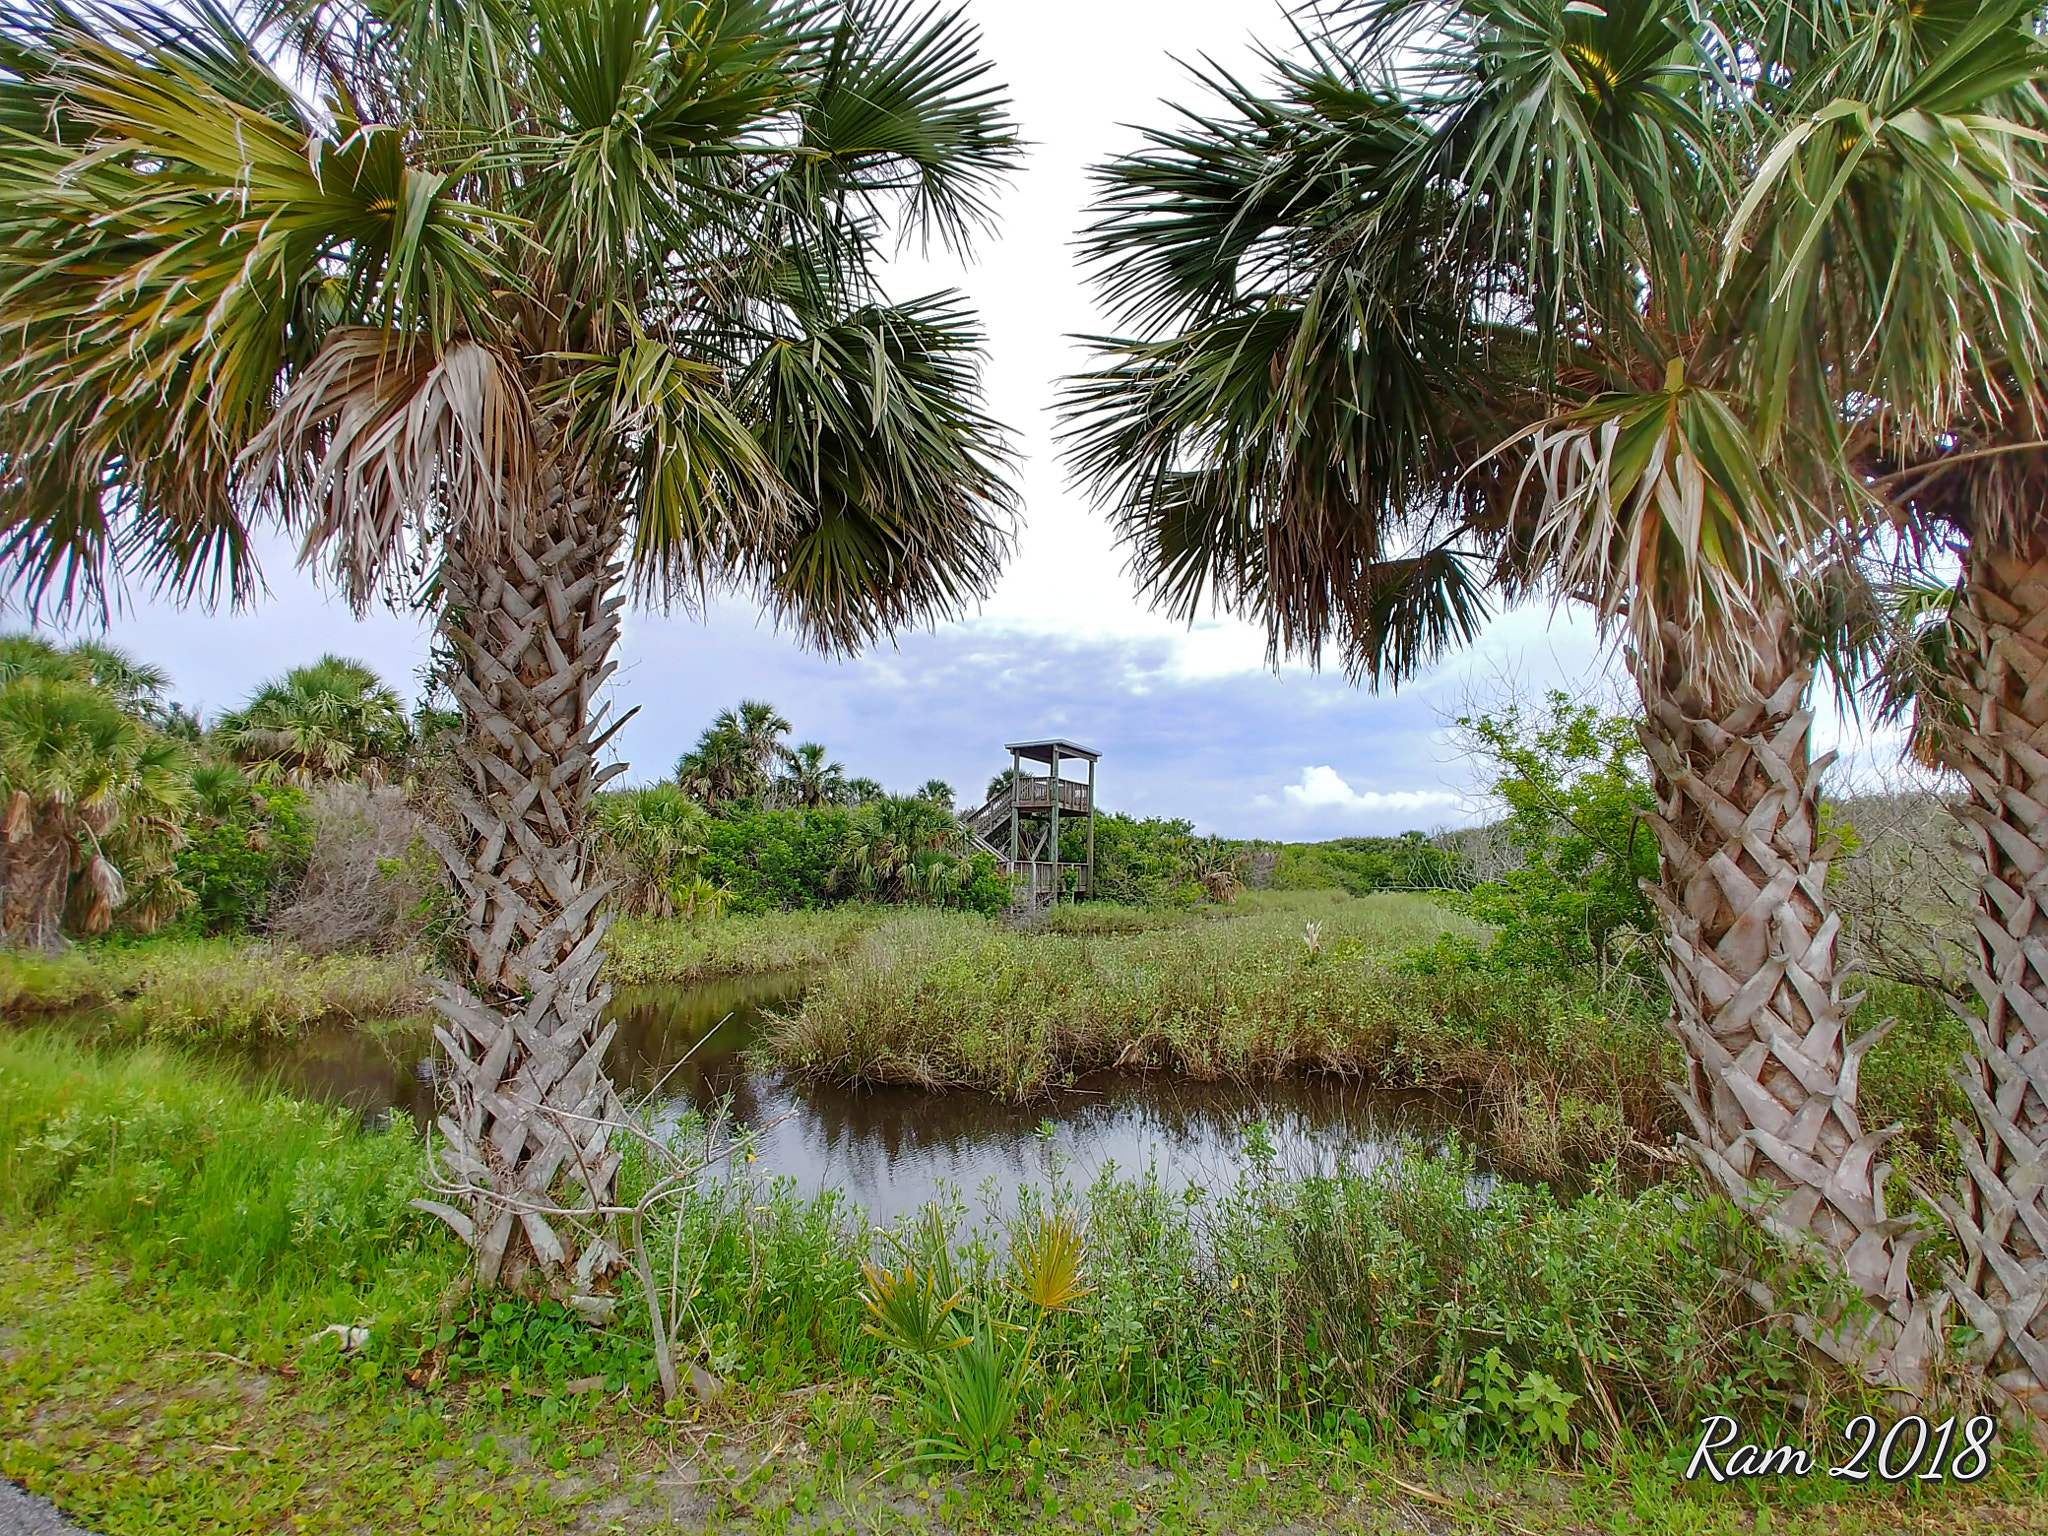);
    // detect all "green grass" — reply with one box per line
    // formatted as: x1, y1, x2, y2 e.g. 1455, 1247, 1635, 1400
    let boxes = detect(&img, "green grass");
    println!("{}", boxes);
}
3, 1029, 2044, 1532
606, 904, 886, 986
0, 935, 430, 1042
